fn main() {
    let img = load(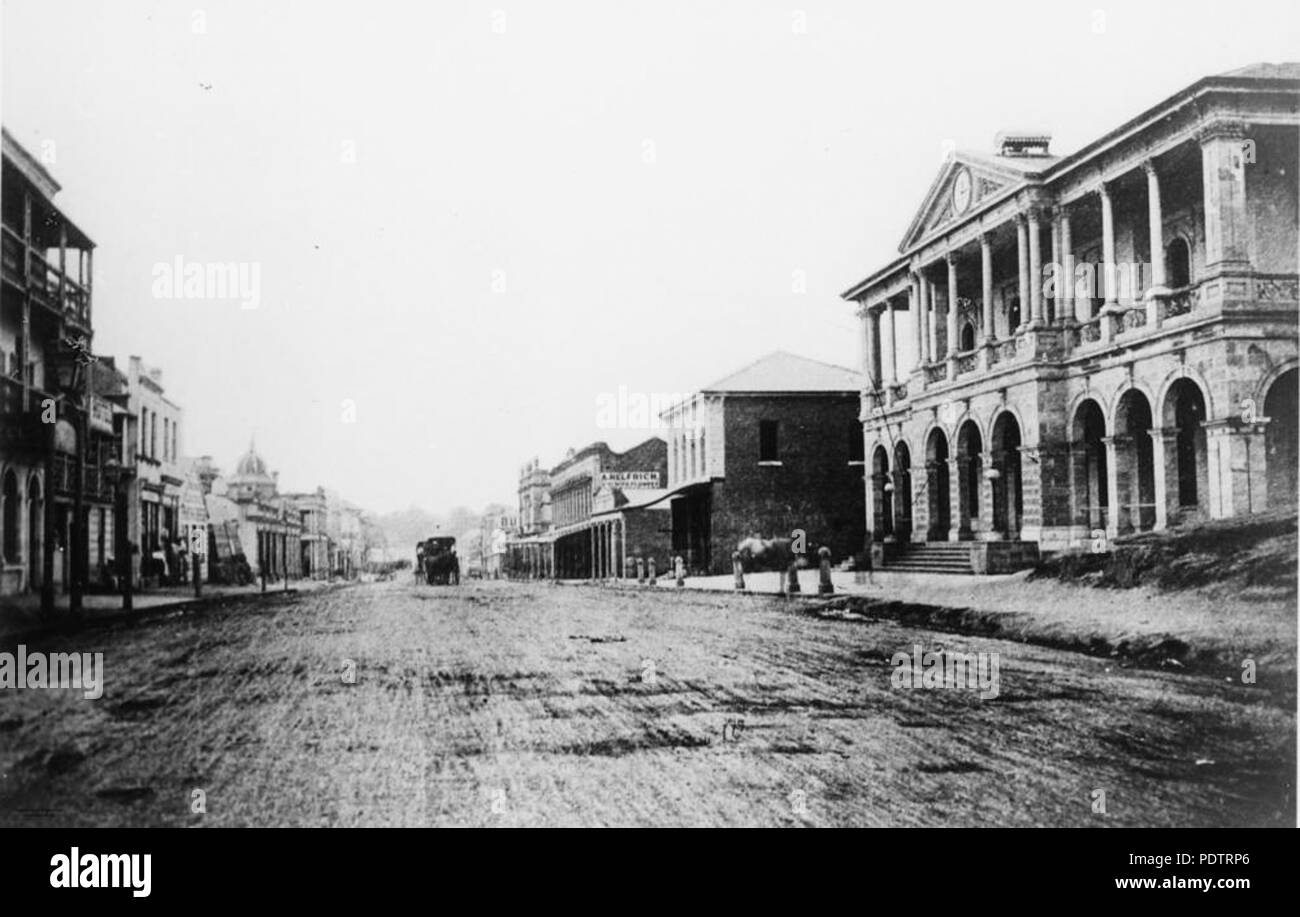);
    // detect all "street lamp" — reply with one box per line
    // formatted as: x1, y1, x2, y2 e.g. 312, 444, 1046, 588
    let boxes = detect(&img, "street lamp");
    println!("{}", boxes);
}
42, 337, 91, 618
